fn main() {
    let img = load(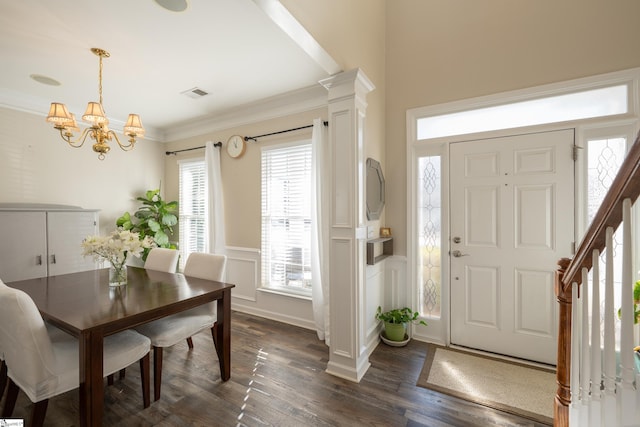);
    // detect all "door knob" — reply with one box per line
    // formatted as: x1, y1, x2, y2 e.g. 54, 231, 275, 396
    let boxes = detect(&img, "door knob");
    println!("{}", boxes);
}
452, 236, 461, 243
451, 250, 469, 257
